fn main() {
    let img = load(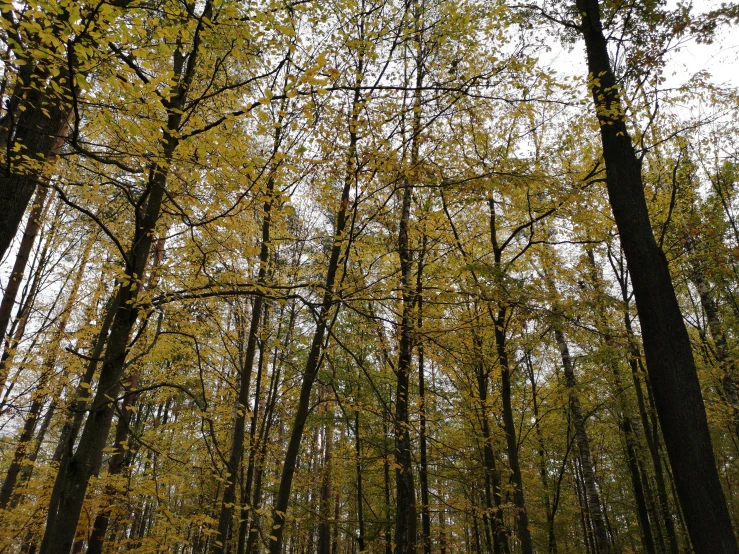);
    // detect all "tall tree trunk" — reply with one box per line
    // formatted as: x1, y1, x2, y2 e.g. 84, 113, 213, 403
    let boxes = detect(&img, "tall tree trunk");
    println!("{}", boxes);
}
584, 249, 655, 553
237, 307, 270, 554
0, 208, 53, 404
0, 76, 71, 259
394, 162, 418, 554
246, 310, 286, 554
474, 334, 509, 554
492, 308, 533, 554
214, 125, 280, 553
355, 410, 365, 554
266, 51, 361, 554
0, 233, 92, 507
485, 196, 532, 554
575, 1, 737, 550
525, 354, 557, 554
85, 373, 140, 554
384, 406, 393, 554
0, 186, 49, 350
318, 402, 334, 554
620, 416, 657, 554
86, 236, 165, 554
416, 237, 431, 554
553, 327, 611, 554
614, 260, 680, 554
38, 106, 181, 554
